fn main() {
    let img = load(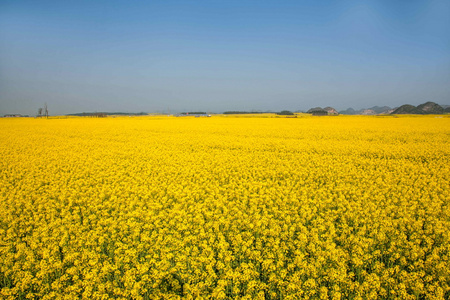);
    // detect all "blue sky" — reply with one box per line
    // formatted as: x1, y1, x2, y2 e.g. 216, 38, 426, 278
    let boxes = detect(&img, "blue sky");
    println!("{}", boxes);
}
1, 0, 449, 114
